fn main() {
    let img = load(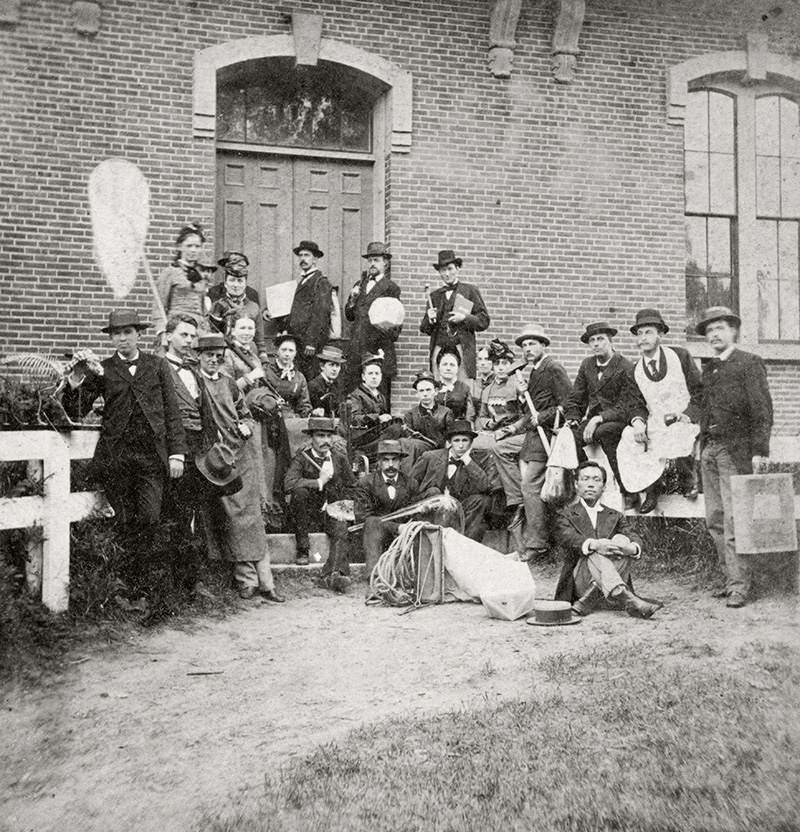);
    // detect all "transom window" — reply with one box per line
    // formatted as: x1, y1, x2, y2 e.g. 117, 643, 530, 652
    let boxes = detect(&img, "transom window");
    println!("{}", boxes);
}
684, 83, 800, 343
